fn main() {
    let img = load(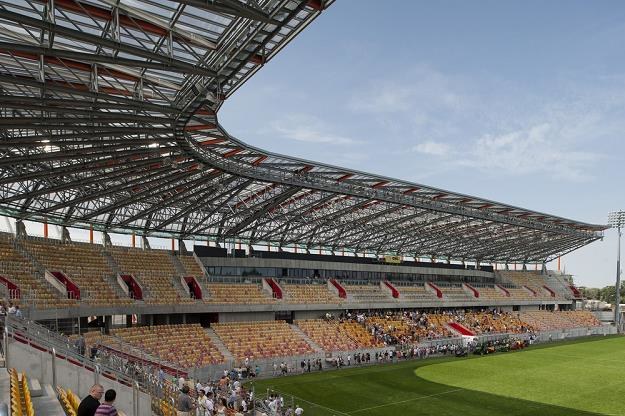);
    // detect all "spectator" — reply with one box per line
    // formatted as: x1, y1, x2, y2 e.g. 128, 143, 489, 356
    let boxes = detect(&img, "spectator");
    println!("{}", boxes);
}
95, 389, 118, 416
77, 384, 104, 416
14, 305, 22, 318
196, 390, 209, 416
177, 385, 194, 416
75, 334, 86, 356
